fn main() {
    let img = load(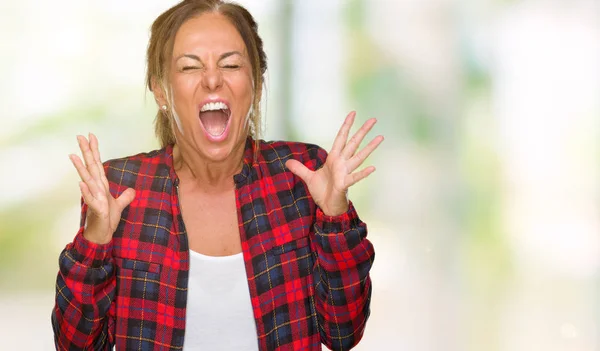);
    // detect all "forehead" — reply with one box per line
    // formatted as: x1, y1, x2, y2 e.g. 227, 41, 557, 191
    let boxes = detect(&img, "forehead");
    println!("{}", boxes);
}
173, 12, 246, 55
